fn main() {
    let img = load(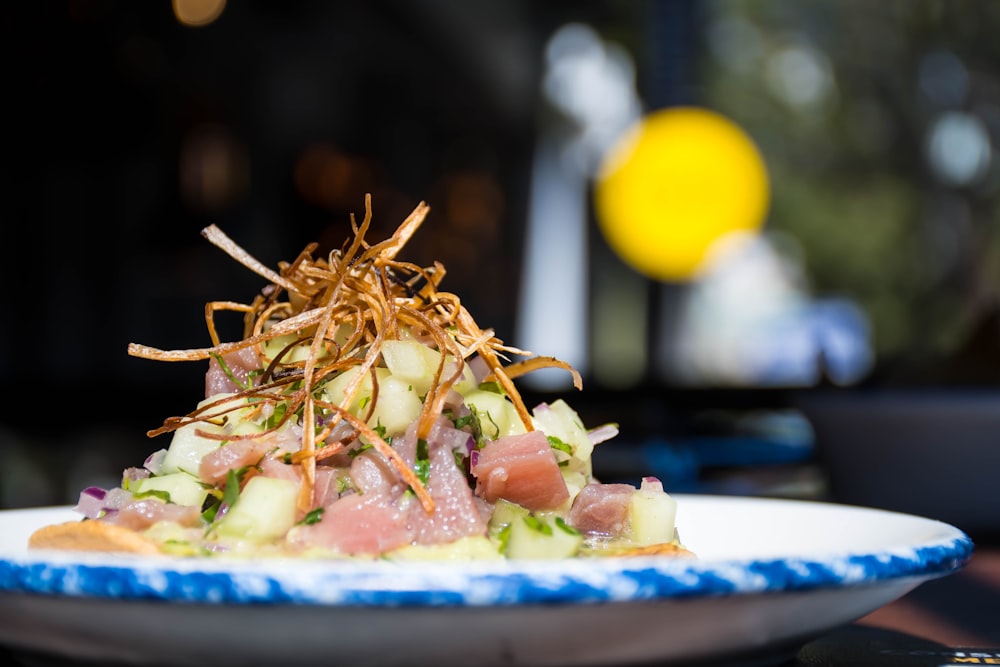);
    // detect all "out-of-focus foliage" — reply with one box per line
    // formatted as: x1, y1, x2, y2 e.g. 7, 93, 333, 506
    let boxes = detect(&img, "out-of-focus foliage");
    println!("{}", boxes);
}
700, 0, 1000, 365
